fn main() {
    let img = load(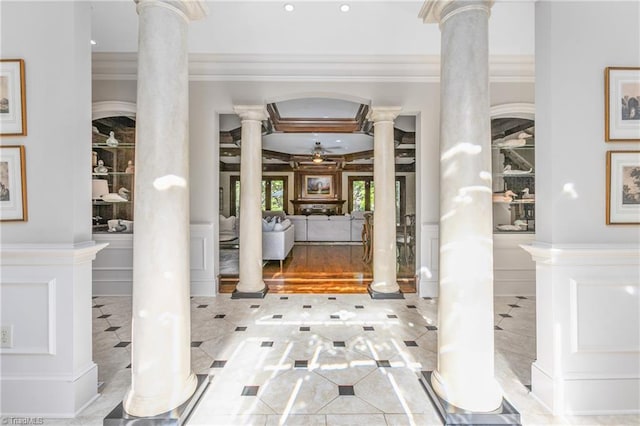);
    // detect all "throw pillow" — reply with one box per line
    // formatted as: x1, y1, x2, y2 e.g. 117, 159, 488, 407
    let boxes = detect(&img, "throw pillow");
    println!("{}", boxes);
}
219, 215, 236, 232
